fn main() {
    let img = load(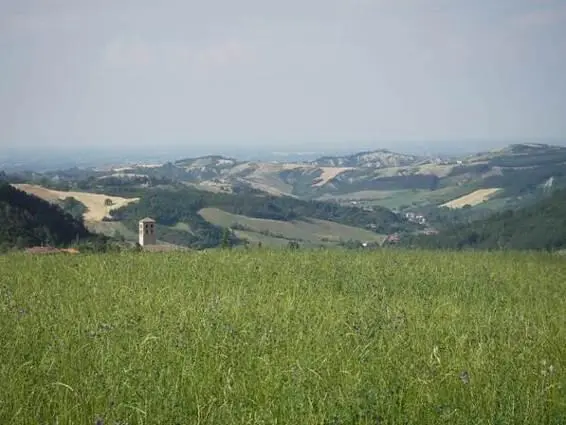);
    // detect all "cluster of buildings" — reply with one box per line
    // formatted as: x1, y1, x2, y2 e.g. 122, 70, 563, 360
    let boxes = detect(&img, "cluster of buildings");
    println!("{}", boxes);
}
385, 234, 401, 244
403, 211, 427, 225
